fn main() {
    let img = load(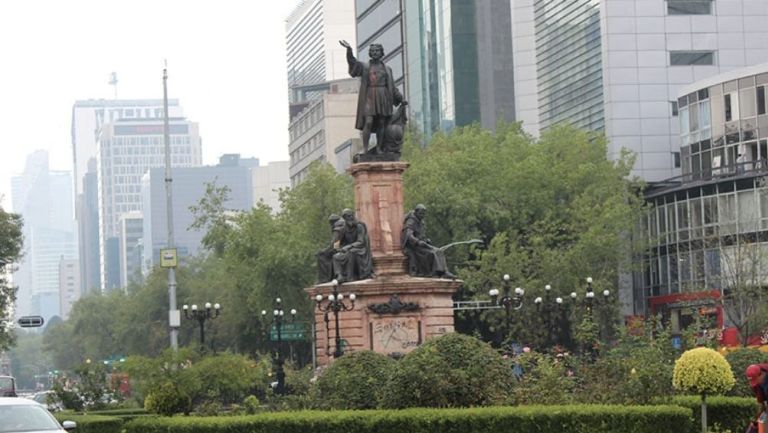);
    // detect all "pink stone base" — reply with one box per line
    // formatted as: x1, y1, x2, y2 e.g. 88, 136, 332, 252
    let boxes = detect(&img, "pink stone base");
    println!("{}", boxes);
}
307, 276, 461, 366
